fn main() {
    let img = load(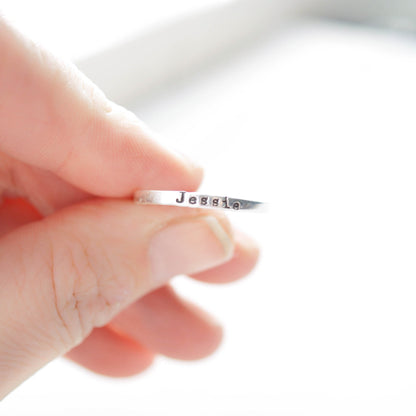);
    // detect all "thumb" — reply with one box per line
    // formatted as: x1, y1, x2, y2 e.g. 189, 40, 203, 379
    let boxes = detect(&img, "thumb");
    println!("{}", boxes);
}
0, 200, 234, 399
